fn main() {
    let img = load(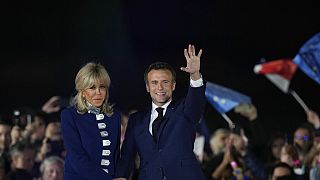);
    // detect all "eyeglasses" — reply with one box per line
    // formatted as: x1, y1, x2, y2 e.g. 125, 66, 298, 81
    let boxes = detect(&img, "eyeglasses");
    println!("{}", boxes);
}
294, 135, 310, 141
